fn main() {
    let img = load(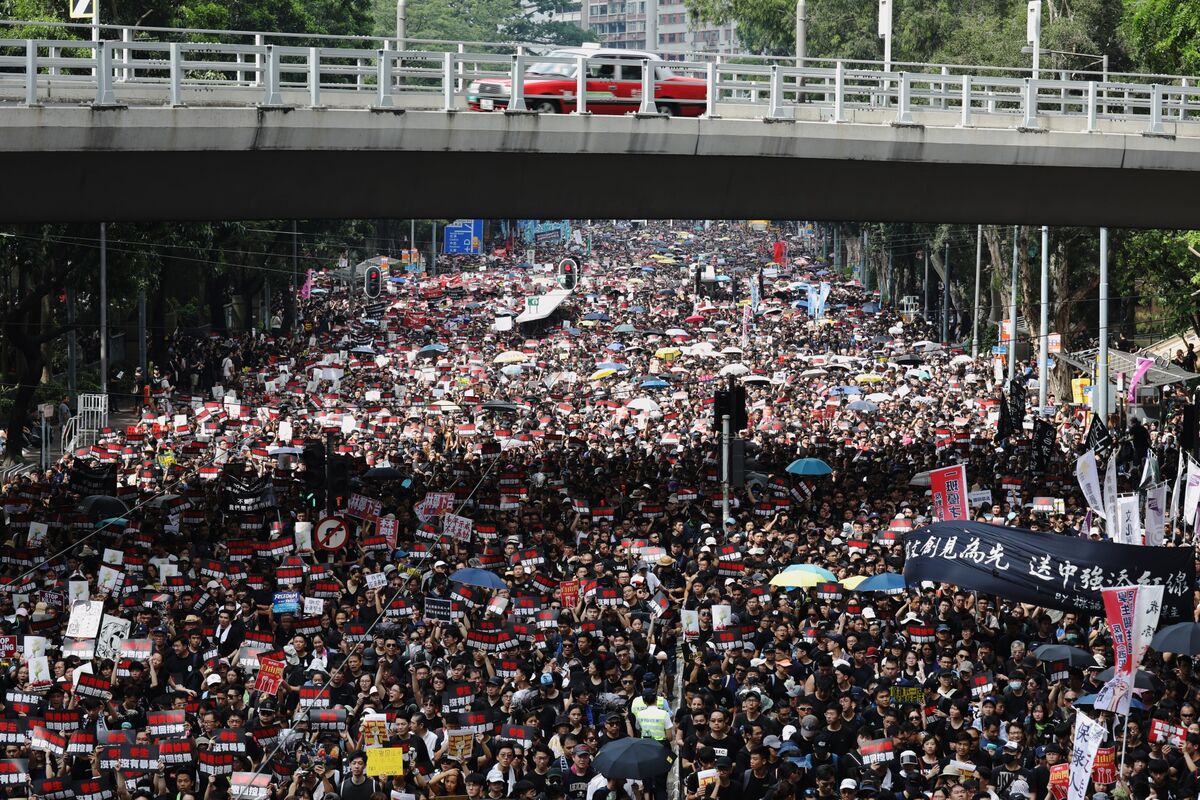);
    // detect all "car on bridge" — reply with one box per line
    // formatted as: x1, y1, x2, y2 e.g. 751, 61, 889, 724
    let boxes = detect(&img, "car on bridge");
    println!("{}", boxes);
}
466, 48, 706, 116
